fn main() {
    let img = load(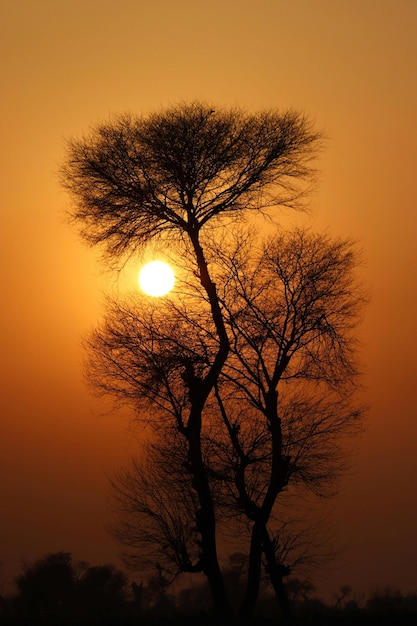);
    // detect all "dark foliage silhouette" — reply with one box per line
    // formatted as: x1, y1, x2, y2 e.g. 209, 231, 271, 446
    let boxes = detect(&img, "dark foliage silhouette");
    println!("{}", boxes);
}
14, 552, 75, 620
76, 563, 127, 620
11, 552, 127, 623
88, 227, 365, 621
61, 102, 319, 261
4, 550, 417, 625
61, 101, 321, 620
209, 228, 365, 617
